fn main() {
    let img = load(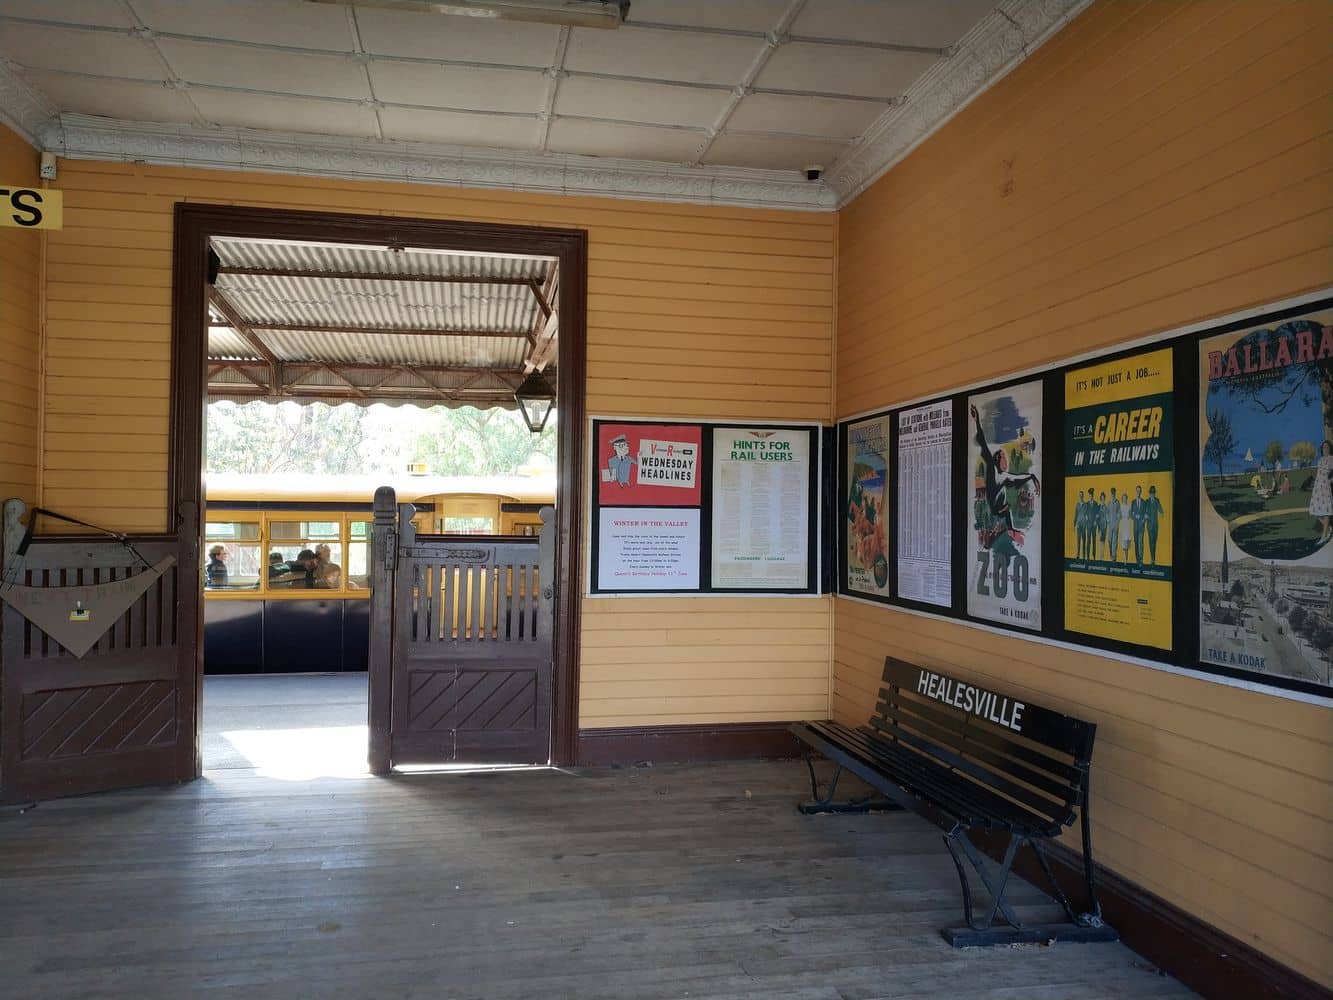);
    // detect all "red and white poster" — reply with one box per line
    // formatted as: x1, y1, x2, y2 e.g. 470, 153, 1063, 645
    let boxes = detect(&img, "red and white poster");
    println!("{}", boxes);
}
596, 423, 703, 507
